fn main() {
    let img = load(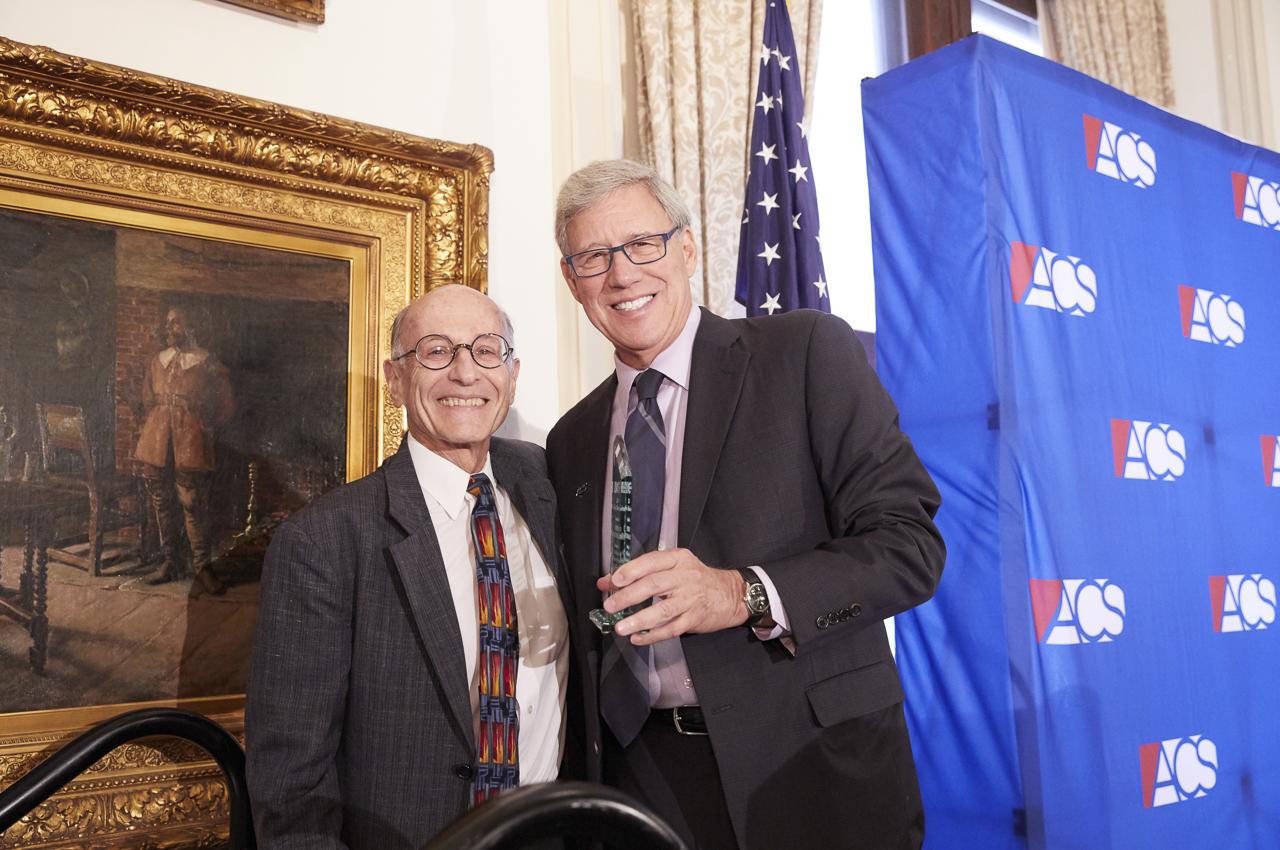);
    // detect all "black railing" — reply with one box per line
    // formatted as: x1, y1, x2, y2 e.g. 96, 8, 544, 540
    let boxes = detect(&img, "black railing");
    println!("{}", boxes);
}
423, 781, 689, 850
0, 707, 253, 849
0, 707, 687, 850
